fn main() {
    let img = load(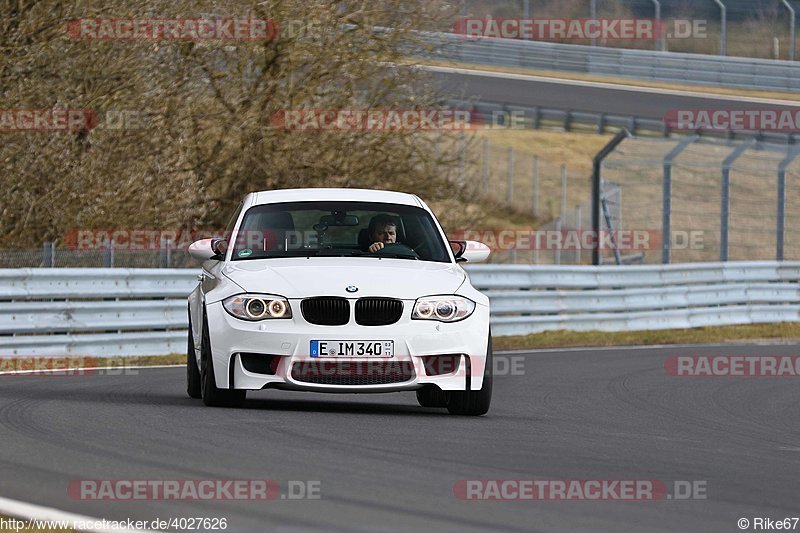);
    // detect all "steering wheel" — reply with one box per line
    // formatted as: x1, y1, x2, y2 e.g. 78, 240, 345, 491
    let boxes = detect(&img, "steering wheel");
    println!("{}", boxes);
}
376, 242, 419, 257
